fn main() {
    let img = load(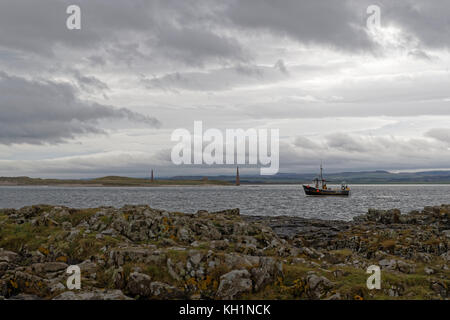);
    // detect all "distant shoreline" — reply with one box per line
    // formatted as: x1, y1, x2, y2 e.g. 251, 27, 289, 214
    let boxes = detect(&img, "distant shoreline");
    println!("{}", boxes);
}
0, 176, 232, 187
0, 183, 230, 187
2, 174, 450, 187
2, 182, 450, 188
